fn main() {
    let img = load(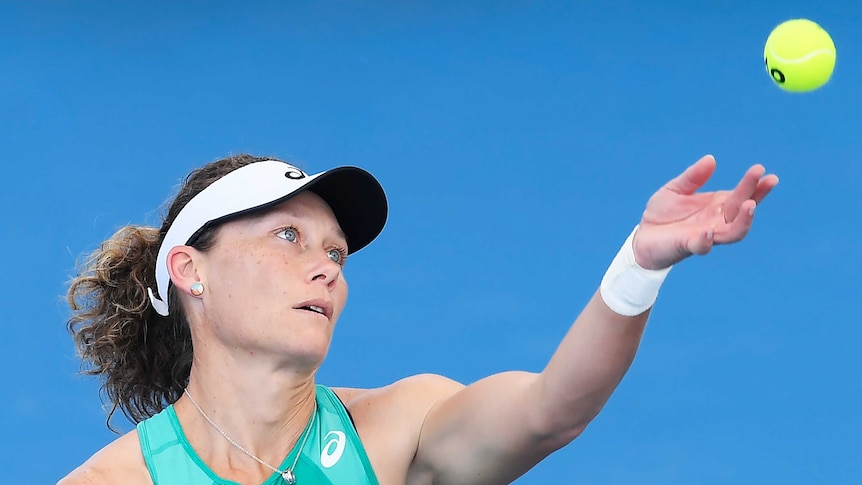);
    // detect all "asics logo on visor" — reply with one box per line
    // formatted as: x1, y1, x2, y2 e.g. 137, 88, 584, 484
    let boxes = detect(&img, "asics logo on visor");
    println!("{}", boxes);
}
285, 167, 306, 180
